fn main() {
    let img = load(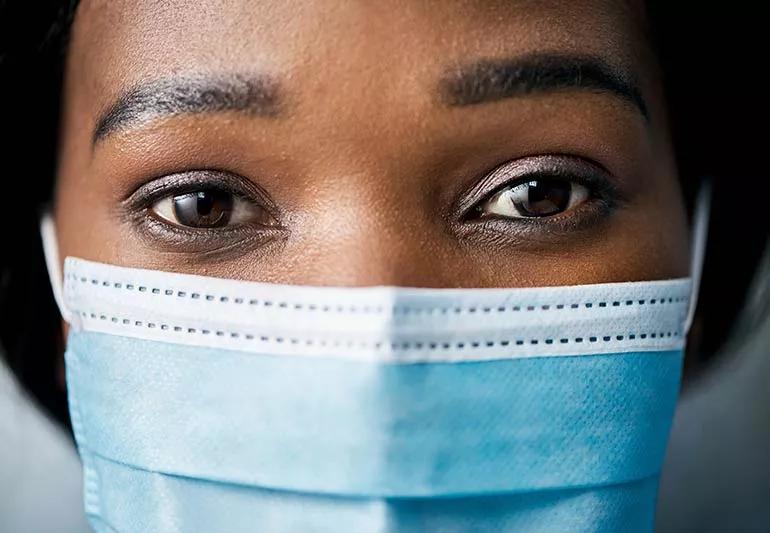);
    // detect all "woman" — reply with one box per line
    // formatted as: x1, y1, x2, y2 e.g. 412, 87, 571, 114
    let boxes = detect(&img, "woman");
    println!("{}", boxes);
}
1, 1, 765, 532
